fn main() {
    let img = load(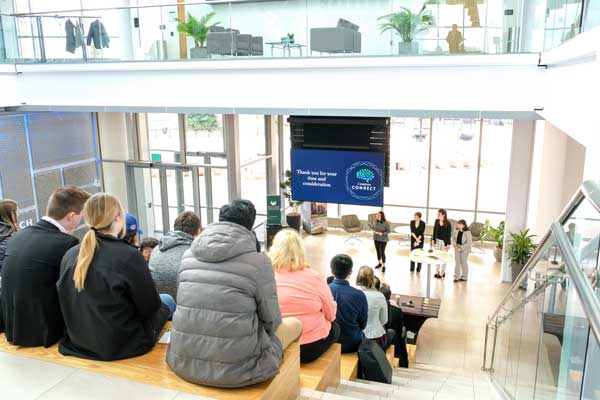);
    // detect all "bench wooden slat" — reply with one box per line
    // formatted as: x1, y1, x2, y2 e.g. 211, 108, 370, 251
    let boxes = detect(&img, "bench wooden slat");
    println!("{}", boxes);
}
300, 343, 341, 391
